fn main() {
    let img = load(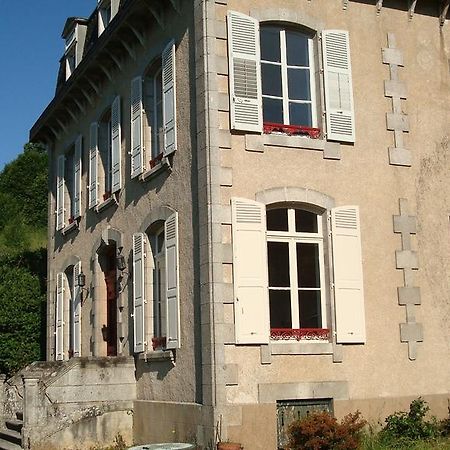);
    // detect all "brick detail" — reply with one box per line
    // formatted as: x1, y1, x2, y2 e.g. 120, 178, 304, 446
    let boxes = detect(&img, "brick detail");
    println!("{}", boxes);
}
393, 198, 422, 360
